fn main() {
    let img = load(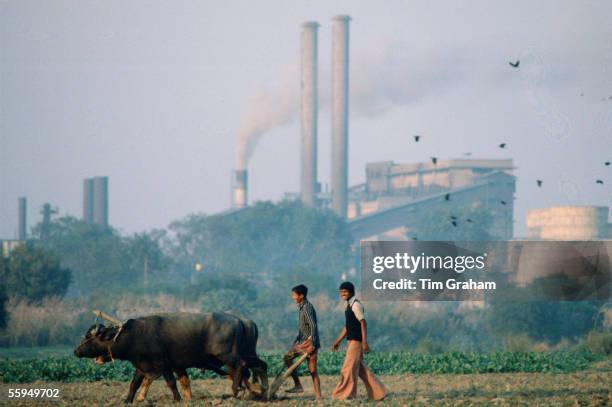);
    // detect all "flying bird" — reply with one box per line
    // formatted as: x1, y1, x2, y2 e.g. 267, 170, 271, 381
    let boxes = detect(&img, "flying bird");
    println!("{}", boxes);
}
605, 161, 610, 166
537, 180, 543, 187
431, 157, 438, 165
509, 60, 520, 68
411, 236, 418, 241
450, 215, 457, 220
467, 219, 473, 223
500, 200, 507, 205
596, 180, 604, 185
445, 193, 451, 201
414, 135, 421, 142
499, 143, 506, 148
451, 221, 458, 227
463, 152, 472, 157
